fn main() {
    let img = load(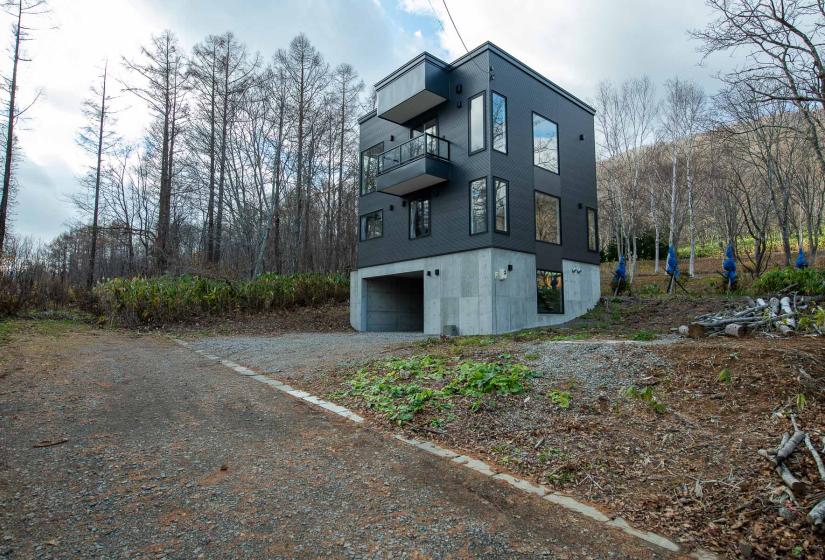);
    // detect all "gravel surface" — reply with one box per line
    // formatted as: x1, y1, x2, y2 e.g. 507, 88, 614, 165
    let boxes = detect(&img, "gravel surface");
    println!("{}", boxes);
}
520, 340, 674, 393
188, 332, 426, 381
0, 327, 672, 559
